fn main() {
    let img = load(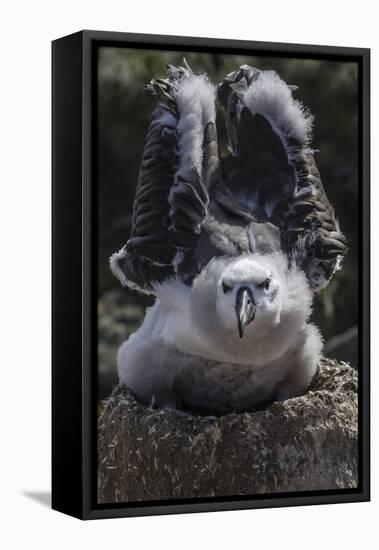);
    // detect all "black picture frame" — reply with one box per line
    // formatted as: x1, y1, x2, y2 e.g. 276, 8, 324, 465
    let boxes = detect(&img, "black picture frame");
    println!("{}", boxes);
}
52, 30, 370, 520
